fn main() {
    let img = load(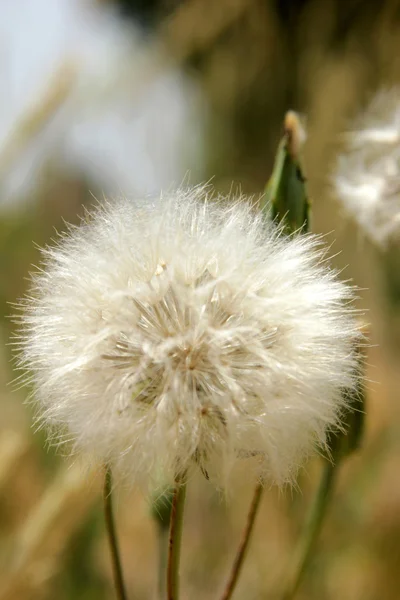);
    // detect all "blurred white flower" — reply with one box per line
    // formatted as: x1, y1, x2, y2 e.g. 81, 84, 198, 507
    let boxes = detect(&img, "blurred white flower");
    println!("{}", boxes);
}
0, 0, 205, 207
334, 89, 400, 248
17, 187, 360, 489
